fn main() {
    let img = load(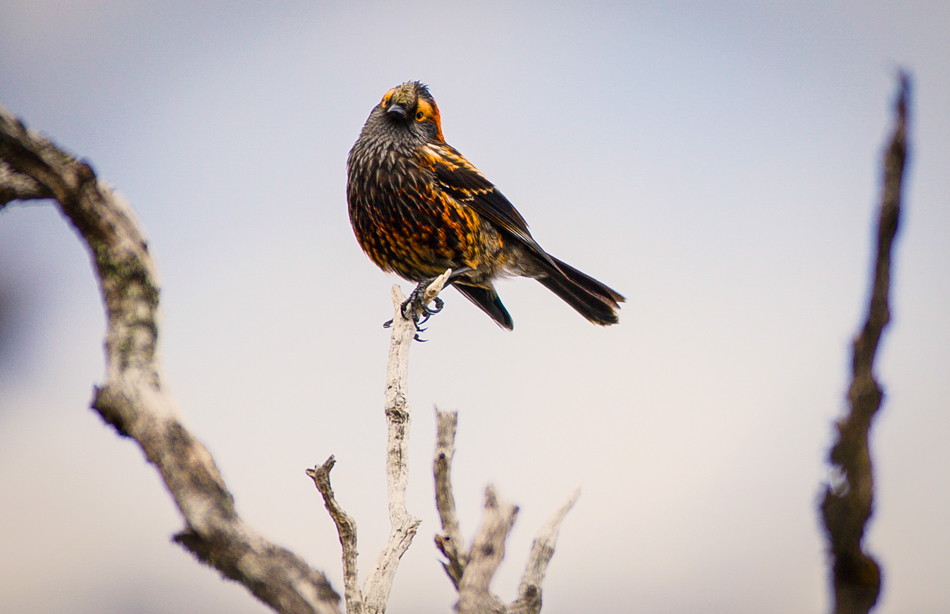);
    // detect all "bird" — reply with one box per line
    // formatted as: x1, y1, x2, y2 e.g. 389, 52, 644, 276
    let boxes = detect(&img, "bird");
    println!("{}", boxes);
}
346, 81, 624, 331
